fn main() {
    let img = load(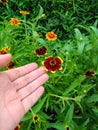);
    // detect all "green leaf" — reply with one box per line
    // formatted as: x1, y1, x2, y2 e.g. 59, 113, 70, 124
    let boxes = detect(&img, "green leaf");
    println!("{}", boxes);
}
82, 84, 93, 92
21, 112, 32, 121
33, 5, 43, 22
36, 38, 46, 45
63, 76, 85, 96
33, 95, 48, 113
92, 55, 98, 67
48, 122, 64, 130
64, 104, 74, 124
87, 94, 98, 103
90, 26, 98, 37
74, 28, 89, 54
75, 28, 83, 40
92, 108, 98, 117
79, 119, 89, 130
